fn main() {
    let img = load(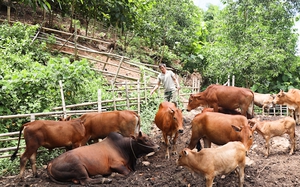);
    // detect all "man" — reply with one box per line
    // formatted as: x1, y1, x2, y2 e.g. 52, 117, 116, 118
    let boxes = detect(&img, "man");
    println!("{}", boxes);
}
150, 63, 181, 103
